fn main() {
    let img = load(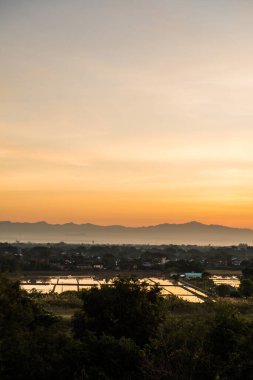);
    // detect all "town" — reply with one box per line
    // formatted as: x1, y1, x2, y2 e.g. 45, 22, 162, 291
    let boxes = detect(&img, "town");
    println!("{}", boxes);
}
1, 241, 252, 273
